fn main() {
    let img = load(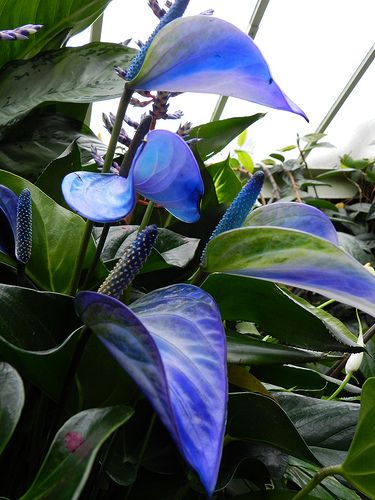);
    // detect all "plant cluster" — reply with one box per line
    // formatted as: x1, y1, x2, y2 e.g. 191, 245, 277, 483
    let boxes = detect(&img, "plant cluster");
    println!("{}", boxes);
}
0, 1, 375, 499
